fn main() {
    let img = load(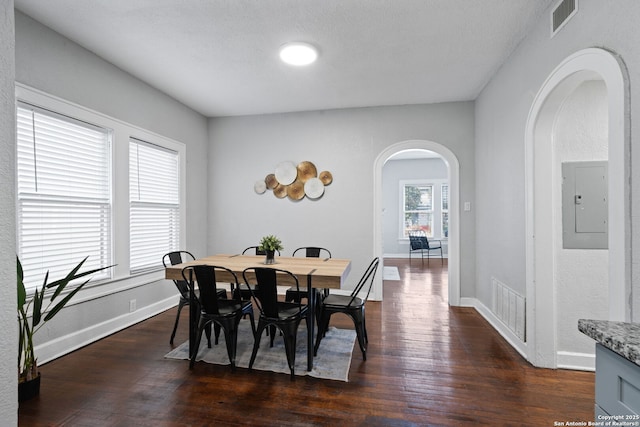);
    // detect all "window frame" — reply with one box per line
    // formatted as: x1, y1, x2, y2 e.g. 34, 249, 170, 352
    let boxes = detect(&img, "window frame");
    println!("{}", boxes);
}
399, 179, 448, 240
16, 83, 187, 295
